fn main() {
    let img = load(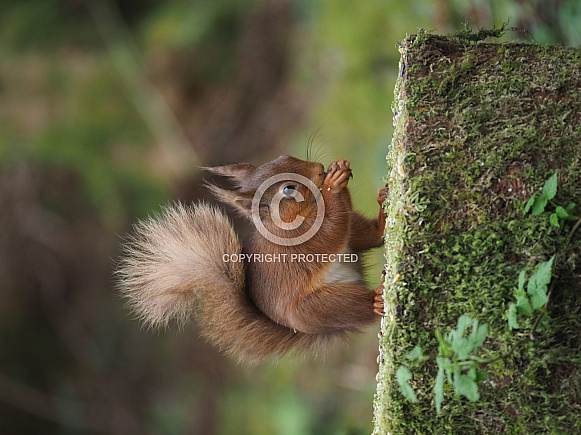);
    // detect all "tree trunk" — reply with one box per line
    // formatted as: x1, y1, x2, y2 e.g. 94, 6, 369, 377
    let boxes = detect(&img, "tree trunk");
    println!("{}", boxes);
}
374, 32, 581, 434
